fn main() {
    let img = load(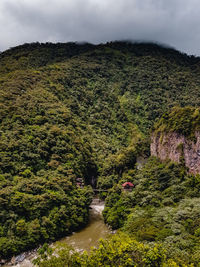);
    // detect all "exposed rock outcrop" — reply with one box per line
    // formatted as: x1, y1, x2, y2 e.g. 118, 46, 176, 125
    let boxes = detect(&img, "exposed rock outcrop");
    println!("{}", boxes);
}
151, 131, 200, 174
